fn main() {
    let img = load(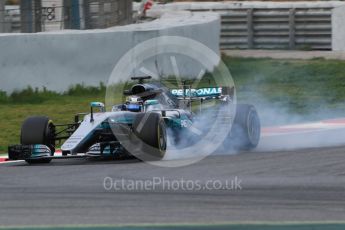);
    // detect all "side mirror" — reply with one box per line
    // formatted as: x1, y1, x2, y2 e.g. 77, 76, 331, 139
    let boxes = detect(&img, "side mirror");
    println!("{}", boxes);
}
91, 102, 105, 112
90, 102, 105, 122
